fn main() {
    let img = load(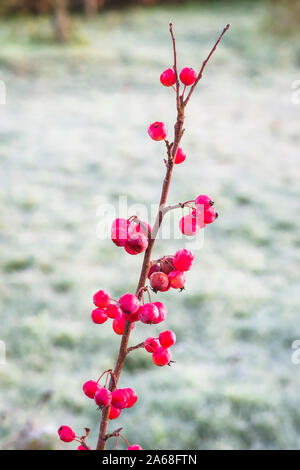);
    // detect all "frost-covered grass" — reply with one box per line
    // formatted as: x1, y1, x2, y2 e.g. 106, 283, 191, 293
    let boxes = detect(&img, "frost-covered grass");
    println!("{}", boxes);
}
0, 2, 300, 450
